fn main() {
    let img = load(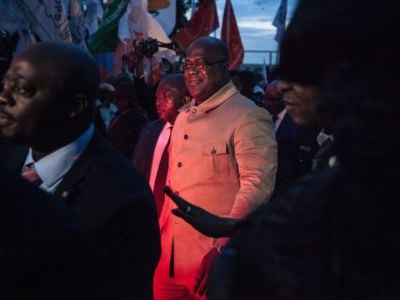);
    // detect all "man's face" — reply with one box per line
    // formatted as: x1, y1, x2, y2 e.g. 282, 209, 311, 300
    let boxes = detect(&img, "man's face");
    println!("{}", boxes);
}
155, 81, 183, 124
183, 43, 227, 104
263, 83, 285, 116
0, 57, 63, 145
280, 81, 319, 128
